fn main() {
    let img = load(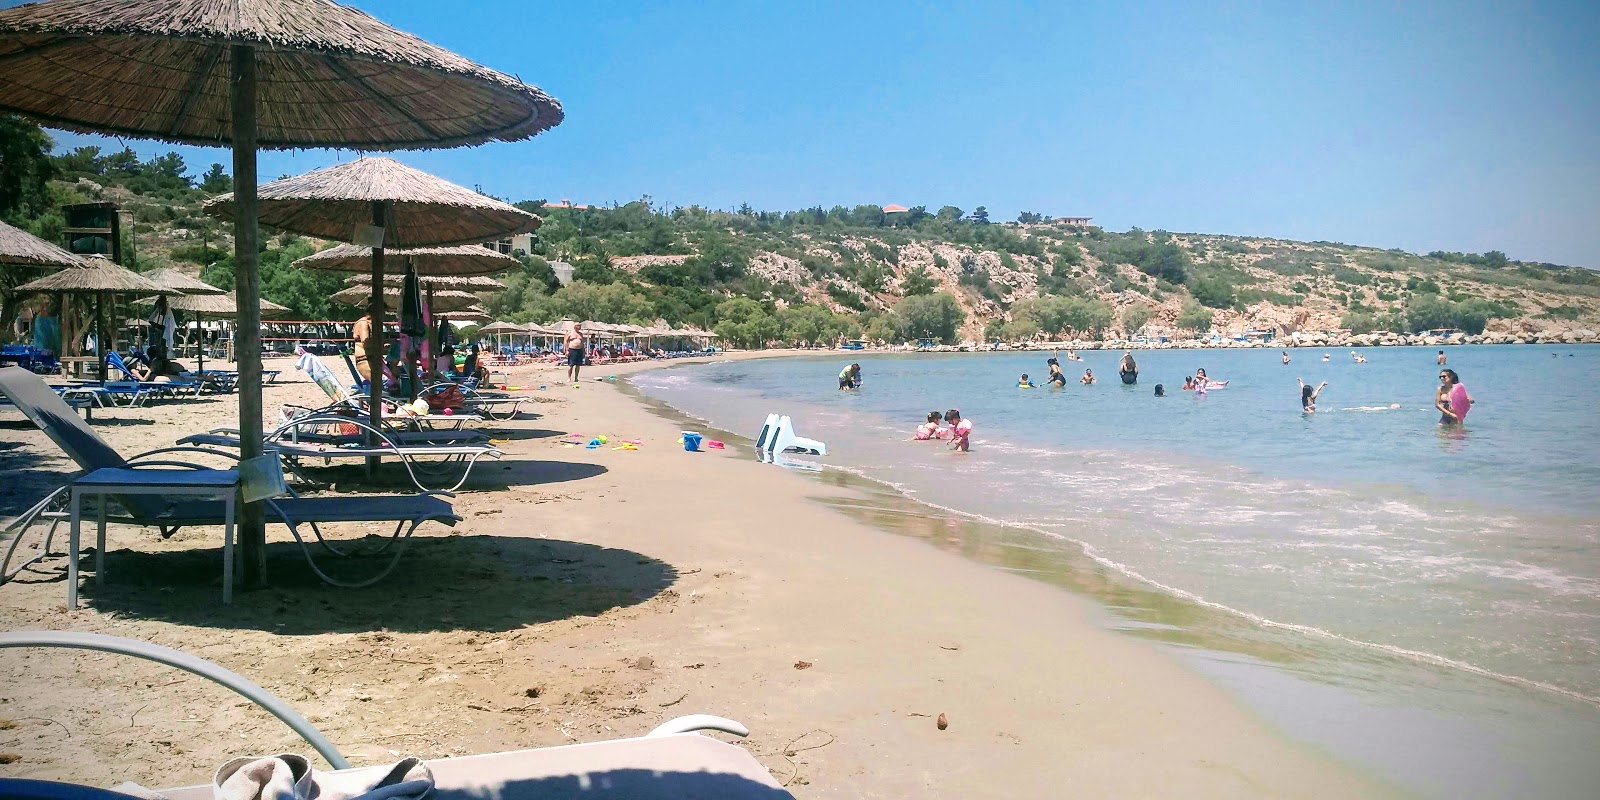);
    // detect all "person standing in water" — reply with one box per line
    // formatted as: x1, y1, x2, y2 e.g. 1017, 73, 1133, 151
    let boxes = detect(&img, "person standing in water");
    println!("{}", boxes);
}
838, 362, 862, 389
1045, 362, 1067, 386
1437, 350, 1447, 365
1298, 377, 1328, 412
1080, 368, 1096, 385
1440, 368, 1473, 425
1282, 350, 1291, 364
1118, 351, 1138, 384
